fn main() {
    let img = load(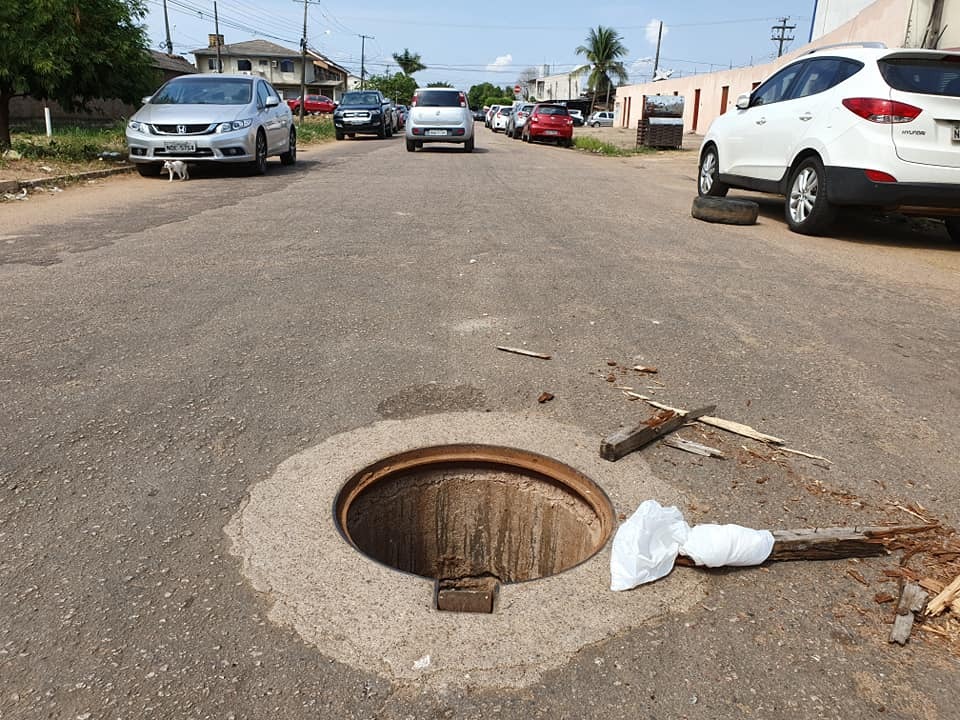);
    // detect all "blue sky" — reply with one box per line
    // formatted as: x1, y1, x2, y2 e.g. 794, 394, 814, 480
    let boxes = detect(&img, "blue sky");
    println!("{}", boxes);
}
144, 1, 817, 89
